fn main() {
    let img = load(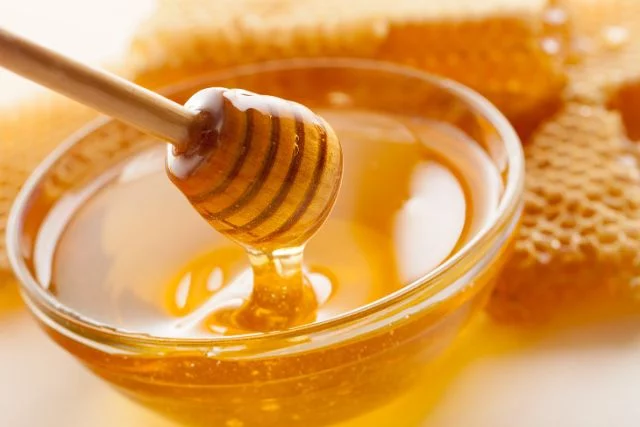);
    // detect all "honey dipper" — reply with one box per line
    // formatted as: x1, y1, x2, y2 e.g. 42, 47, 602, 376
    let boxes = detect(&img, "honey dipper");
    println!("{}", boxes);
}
0, 28, 343, 251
